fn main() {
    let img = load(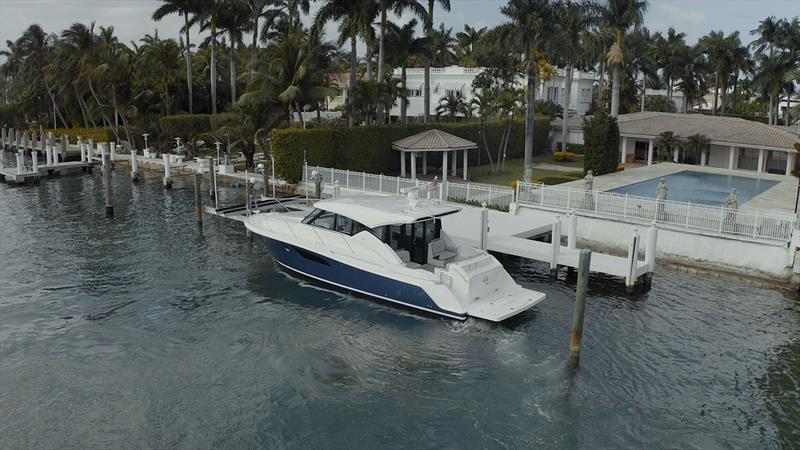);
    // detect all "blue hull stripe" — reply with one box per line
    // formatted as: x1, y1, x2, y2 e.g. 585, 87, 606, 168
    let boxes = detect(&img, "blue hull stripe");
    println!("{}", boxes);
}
261, 236, 466, 320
